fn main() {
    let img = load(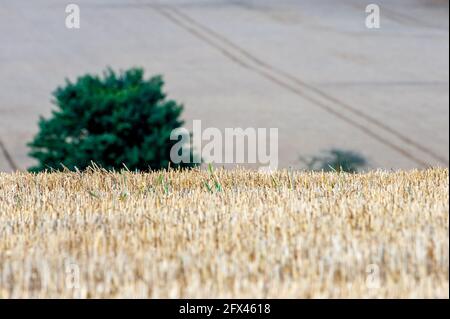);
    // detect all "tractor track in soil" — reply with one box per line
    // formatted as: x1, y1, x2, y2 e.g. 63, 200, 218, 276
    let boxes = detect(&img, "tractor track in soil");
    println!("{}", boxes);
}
148, 3, 448, 168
